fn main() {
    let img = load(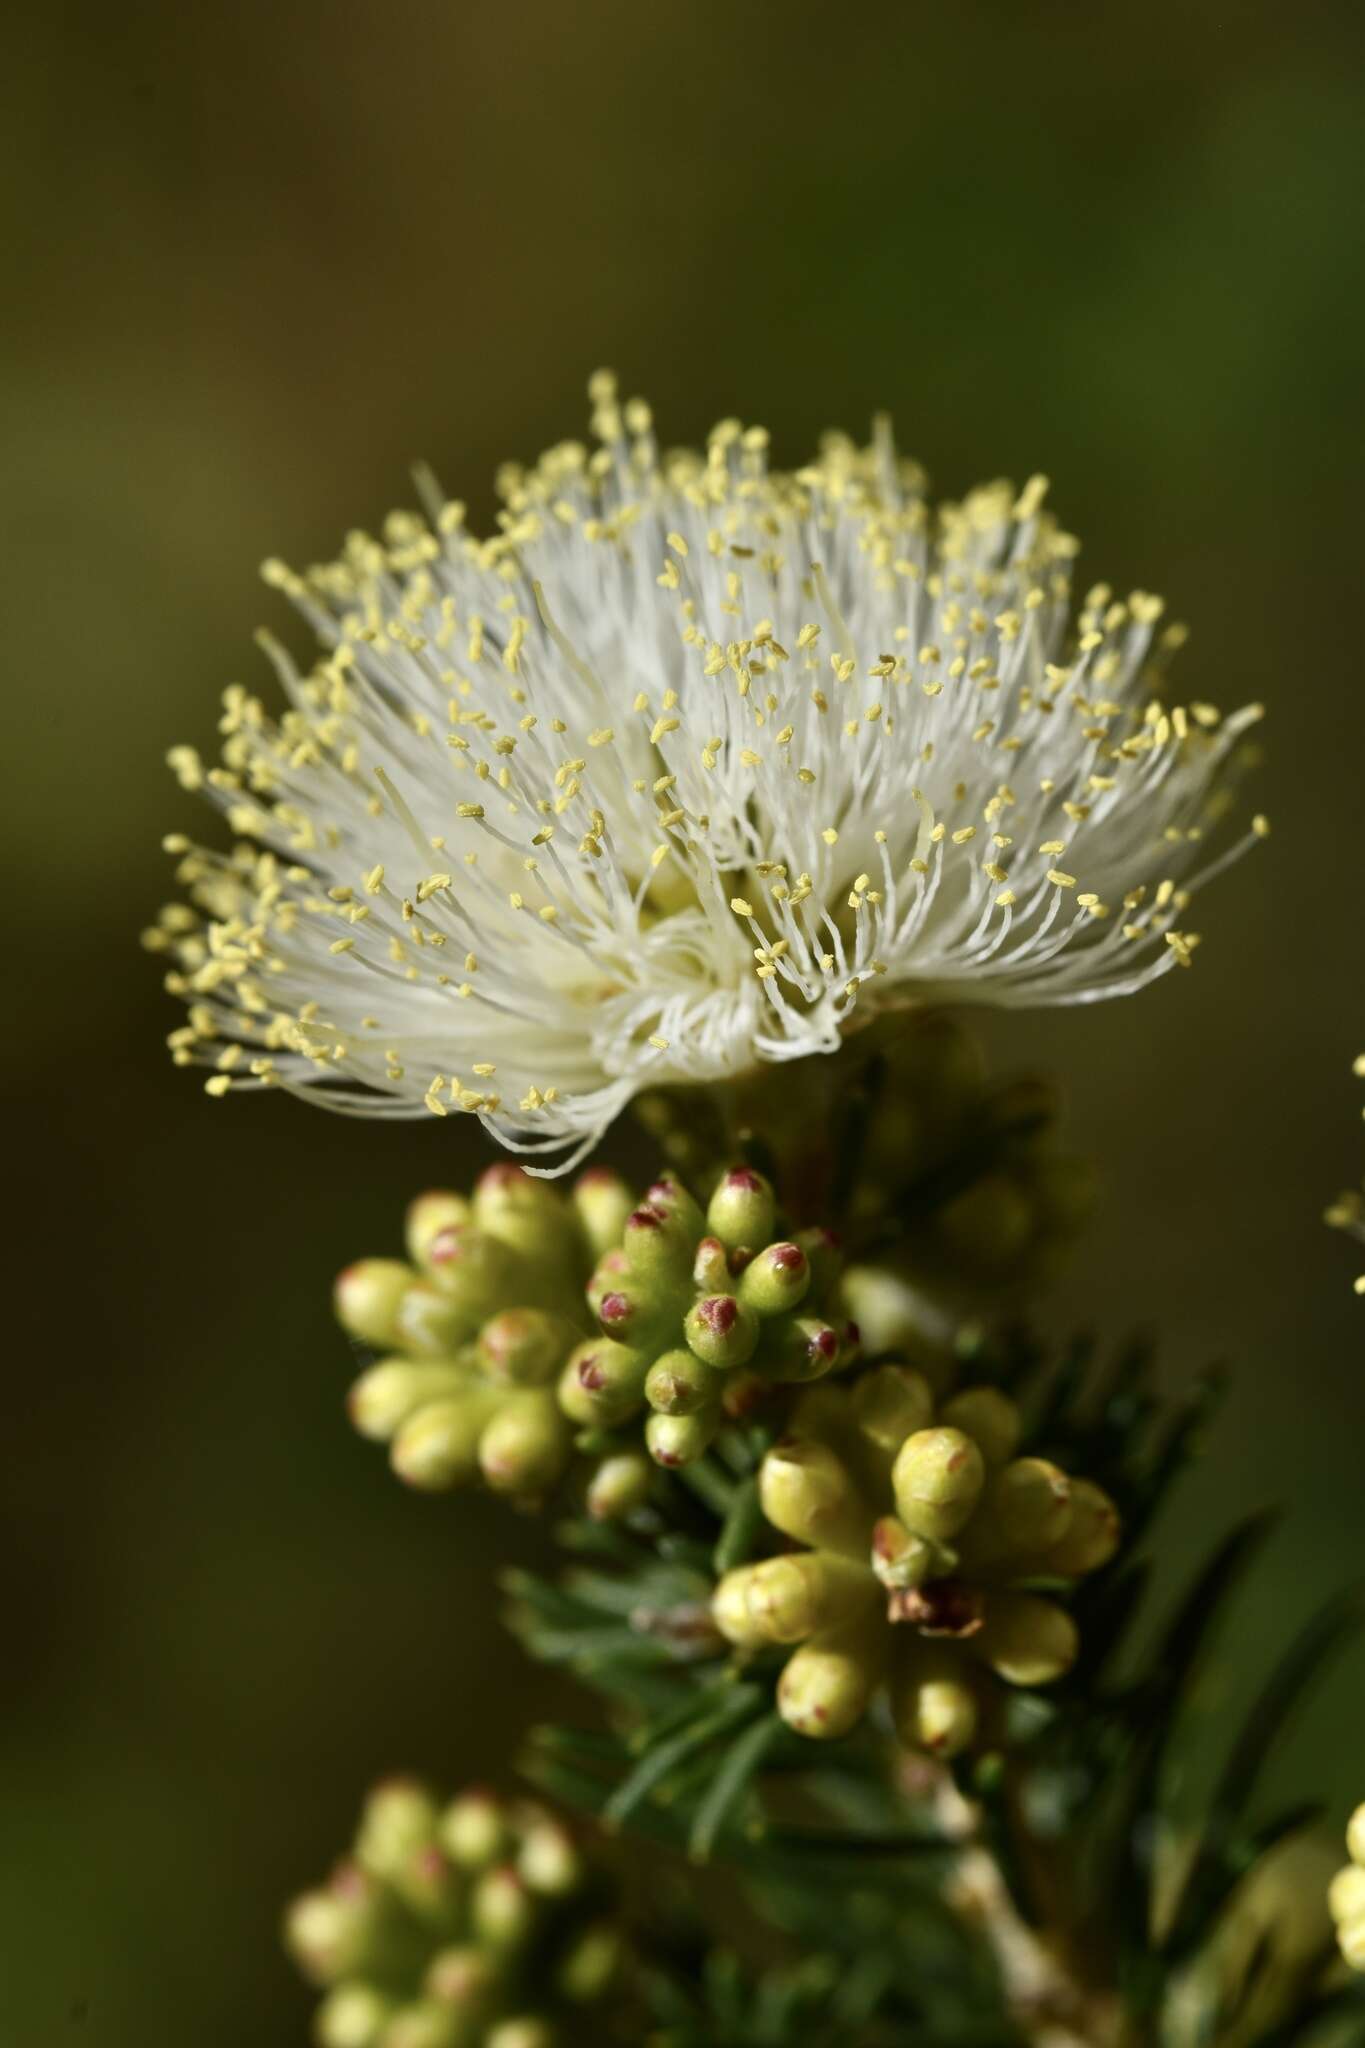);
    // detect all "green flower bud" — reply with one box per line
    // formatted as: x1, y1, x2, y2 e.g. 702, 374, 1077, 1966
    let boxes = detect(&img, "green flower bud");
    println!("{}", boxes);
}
348, 1362, 470, 1442
776, 1618, 885, 1740
284, 1866, 393, 1983
992, 1458, 1073, 1556
288, 1782, 624, 2048
585, 1451, 653, 1521
315, 1984, 398, 2048
683, 1294, 760, 1369
738, 1241, 811, 1317
425, 1942, 496, 2010
571, 1167, 634, 1258
594, 1277, 671, 1345
691, 1234, 731, 1294
486, 2022, 554, 2048
1044, 1478, 1121, 1575
795, 1225, 842, 1300
892, 1428, 986, 1544
642, 1171, 707, 1237
335, 1260, 414, 1349
644, 1348, 719, 1415
1339, 1914, 1365, 1973
423, 1227, 519, 1323
870, 1515, 938, 1594
1347, 1802, 1365, 1868
937, 1173, 1035, 1272
706, 1166, 778, 1252
439, 1791, 509, 1871
758, 1436, 869, 1555
517, 1814, 579, 1895
556, 1923, 622, 2002
355, 1778, 439, 1884
838, 1266, 953, 1390
472, 1164, 567, 1256
478, 1391, 571, 1497
391, 1392, 498, 1491
472, 1865, 534, 1948
890, 1648, 980, 1758
382, 2003, 462, 2048
405, 1191, 472, 1269
557, 1340, 648, 1428
585, 1247, 630, 1320
938, 1387, 1021, 1469
398, 1844, 464, 1926
1329, 1865, 1365, 1926
715, 1552, 875, 1645
396, 1281, 478, 1359
478, 1310, 577, 1388
975, 1591, 1078, 1686
645, 1407, 721, 1467
621, 1197, 694, 1287
853, 1365, 935, 1457
719, 1368, 771, 1422
756, 1314, 845, 1384
712, 1569, 773, 1650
